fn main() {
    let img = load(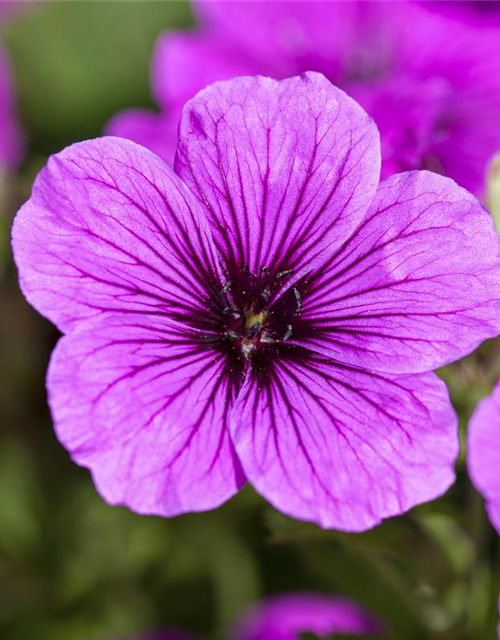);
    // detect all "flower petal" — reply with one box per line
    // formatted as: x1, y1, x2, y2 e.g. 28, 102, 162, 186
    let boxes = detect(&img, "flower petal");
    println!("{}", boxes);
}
105, 108, 178, 167
468, 380, 500, 534
48, 314, 245, 516
393, 5, 500, 196
194, 0, 357, 82
160, 2, 500, 196
12, 137, 221, 333
299, 171, 500, 374
176, 73, 380, 278
231, 592, 382, 640
152, 31, 262, 113
231, 355, 458, 531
